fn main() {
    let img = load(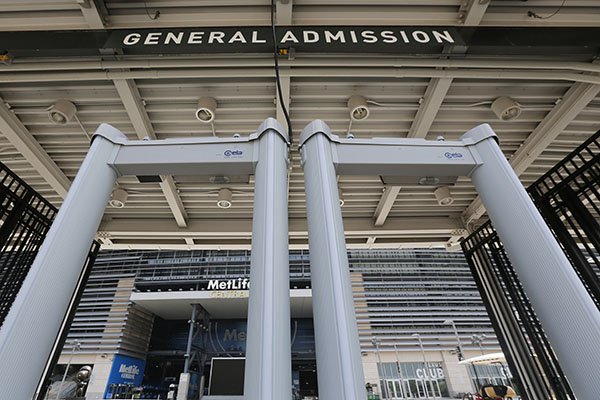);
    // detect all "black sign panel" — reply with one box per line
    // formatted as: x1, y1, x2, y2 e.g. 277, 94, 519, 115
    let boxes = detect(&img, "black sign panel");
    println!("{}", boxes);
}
104, 26, 464, 54
2, 27, 600, 57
